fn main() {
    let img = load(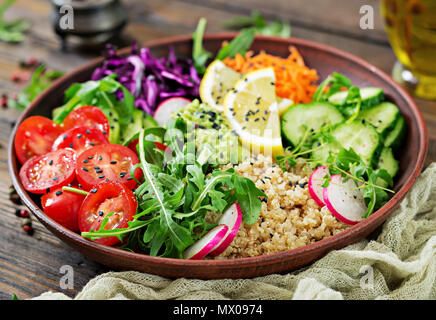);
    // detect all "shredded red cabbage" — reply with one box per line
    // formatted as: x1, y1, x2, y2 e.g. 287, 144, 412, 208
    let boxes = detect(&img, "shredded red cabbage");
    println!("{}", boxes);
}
91, 43, 201, 115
